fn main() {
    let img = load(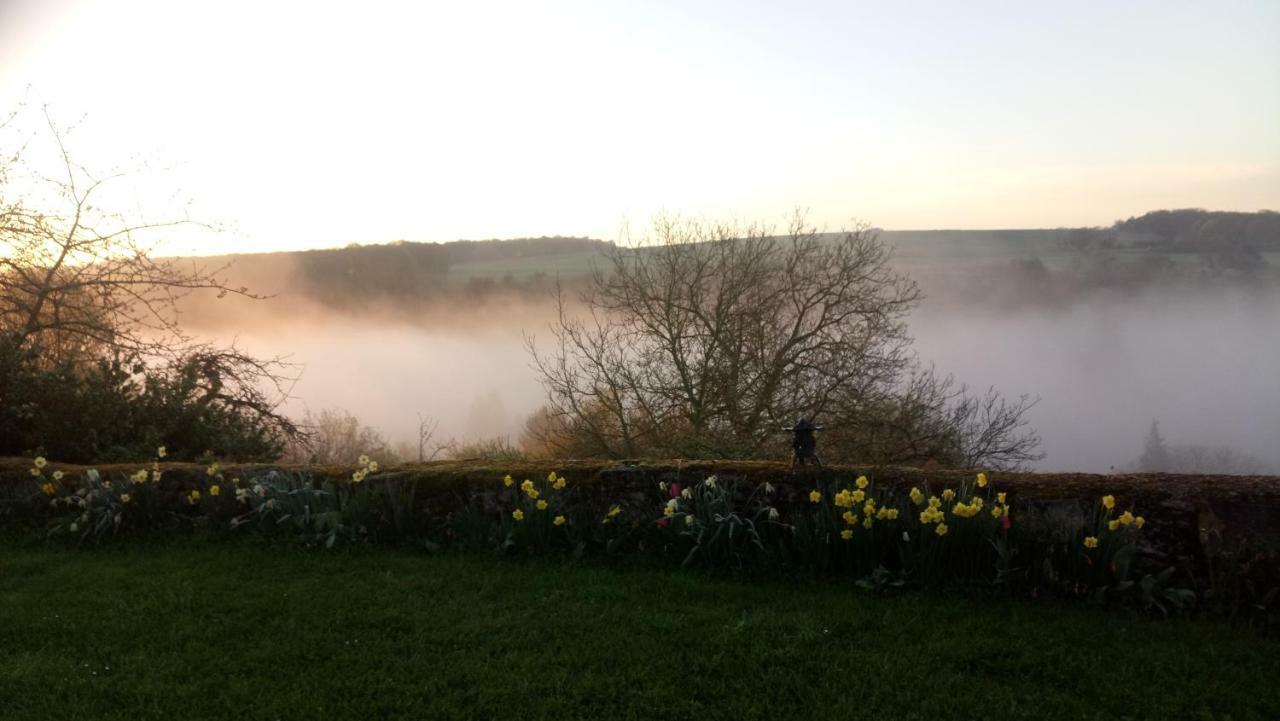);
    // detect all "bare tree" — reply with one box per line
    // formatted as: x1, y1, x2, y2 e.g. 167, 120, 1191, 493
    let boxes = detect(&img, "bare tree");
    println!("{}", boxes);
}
413, 412, 443, 462
282, 408, 394, 465
1, 107, 262, 362
527, 212, 1043, 469
1, 105, 301, 446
